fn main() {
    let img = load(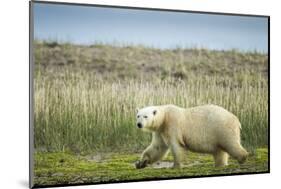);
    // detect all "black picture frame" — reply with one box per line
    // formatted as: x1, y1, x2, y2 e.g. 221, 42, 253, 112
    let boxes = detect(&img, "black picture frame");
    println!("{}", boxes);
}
29, 1, 270, 188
